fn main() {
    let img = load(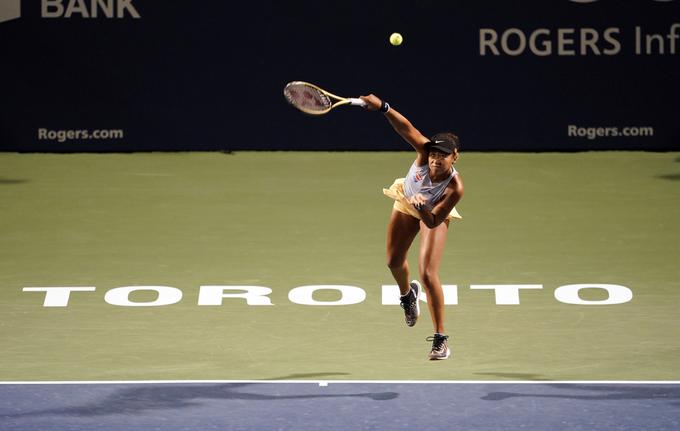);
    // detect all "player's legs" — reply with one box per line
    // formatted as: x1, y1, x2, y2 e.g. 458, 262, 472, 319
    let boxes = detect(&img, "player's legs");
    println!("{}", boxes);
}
418, 220, 450, 334
386, 209, 420, 296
